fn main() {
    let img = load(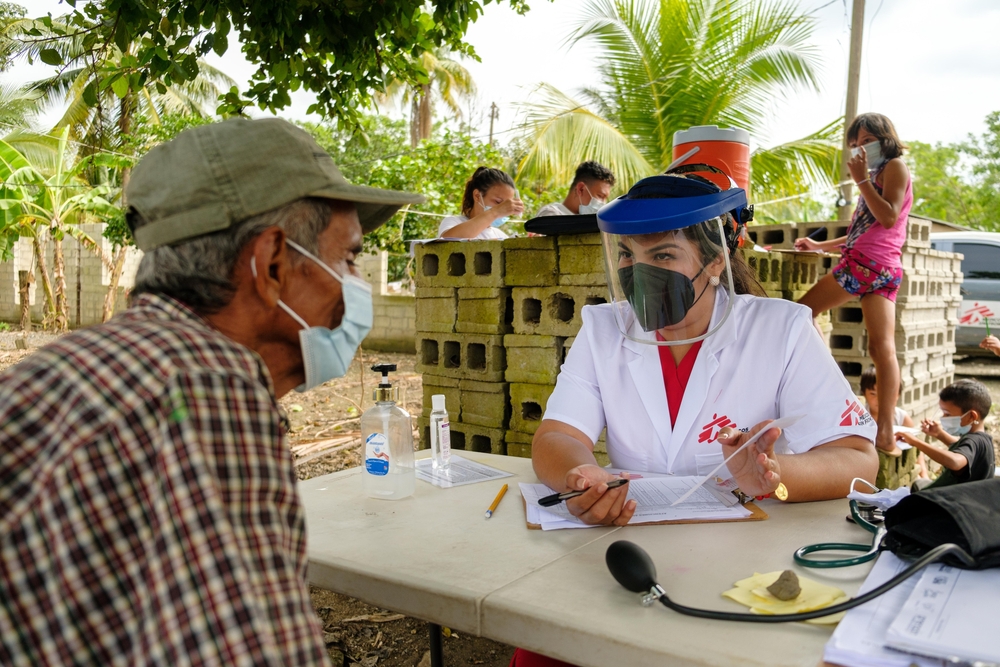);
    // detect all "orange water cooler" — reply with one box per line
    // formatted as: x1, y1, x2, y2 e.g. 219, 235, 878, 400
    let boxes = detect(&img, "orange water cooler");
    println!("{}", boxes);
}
671, 125, 751, 197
